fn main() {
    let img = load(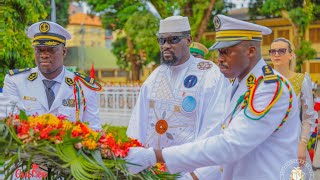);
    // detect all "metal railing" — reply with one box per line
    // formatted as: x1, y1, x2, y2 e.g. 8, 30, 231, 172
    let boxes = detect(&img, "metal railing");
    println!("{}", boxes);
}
0, 86, 141, 126
98, 86, 140, 126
